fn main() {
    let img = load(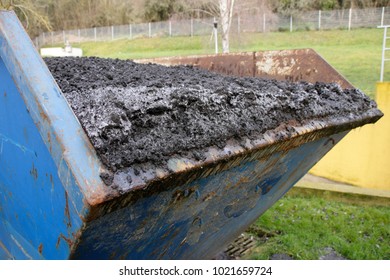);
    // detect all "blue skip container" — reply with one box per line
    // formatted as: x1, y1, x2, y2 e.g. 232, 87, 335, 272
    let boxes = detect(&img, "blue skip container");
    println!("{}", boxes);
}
0, 10, 382, 259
